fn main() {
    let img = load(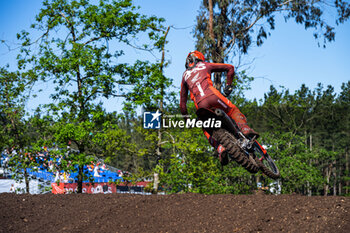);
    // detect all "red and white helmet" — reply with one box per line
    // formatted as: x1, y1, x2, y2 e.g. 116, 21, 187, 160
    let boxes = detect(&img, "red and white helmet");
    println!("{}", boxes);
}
185, 50, 205, 69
